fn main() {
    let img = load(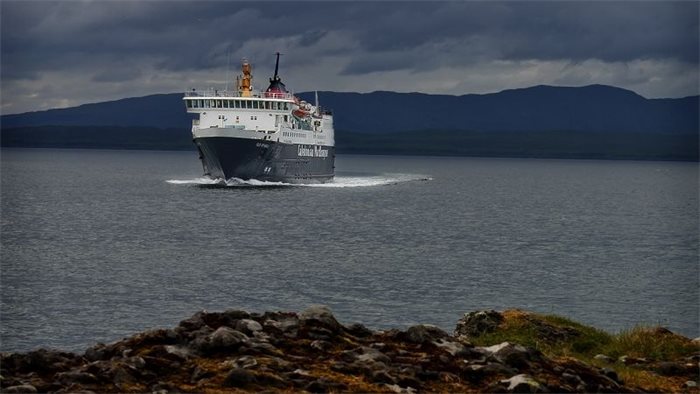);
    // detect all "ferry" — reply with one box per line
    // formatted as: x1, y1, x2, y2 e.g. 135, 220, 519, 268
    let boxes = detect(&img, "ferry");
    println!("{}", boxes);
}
183, 53, 335, 184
